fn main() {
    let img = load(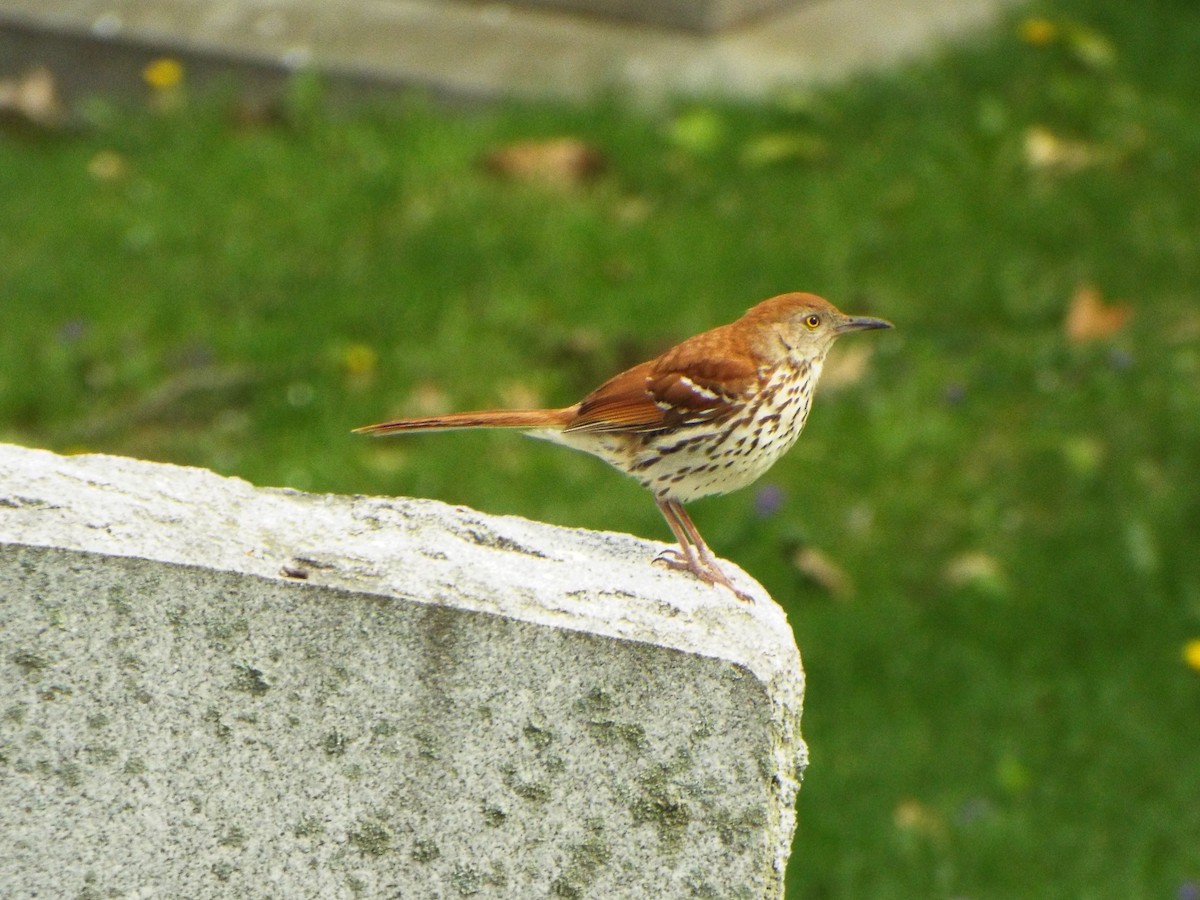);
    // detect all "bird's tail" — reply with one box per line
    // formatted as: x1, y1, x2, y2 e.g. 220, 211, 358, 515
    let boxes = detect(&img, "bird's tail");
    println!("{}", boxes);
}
354, 408, 575, 435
